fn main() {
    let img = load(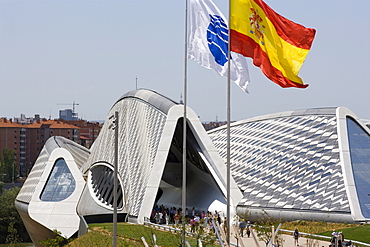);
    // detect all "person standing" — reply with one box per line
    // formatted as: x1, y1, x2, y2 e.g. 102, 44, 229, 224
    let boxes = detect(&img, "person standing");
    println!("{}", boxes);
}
201, 210, 206, 219
222, 217, 228, 235
246, 225, 251, 238
214, 210, 221, 225
294, 228, 299, 246
158, 211, 163, 224
194, 214, 200, 223
190, 217, 196, 233
338, 232, 344, 247
239, 219, 246, 237
331, 230, 338, 247
208, 218, 214, 233
169, 207, 175, 223
174, 213, 180, 225
155, 212, 160, 224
